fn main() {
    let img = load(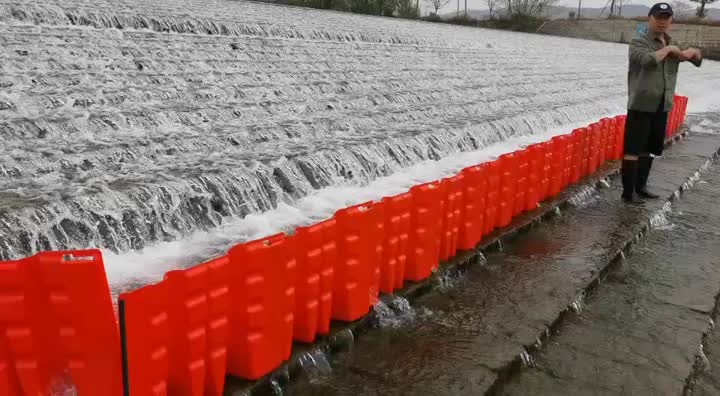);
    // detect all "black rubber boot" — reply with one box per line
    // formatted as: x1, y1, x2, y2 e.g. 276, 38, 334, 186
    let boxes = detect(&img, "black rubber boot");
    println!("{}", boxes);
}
636, 156, 660, 199
621, 159, 645, 205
